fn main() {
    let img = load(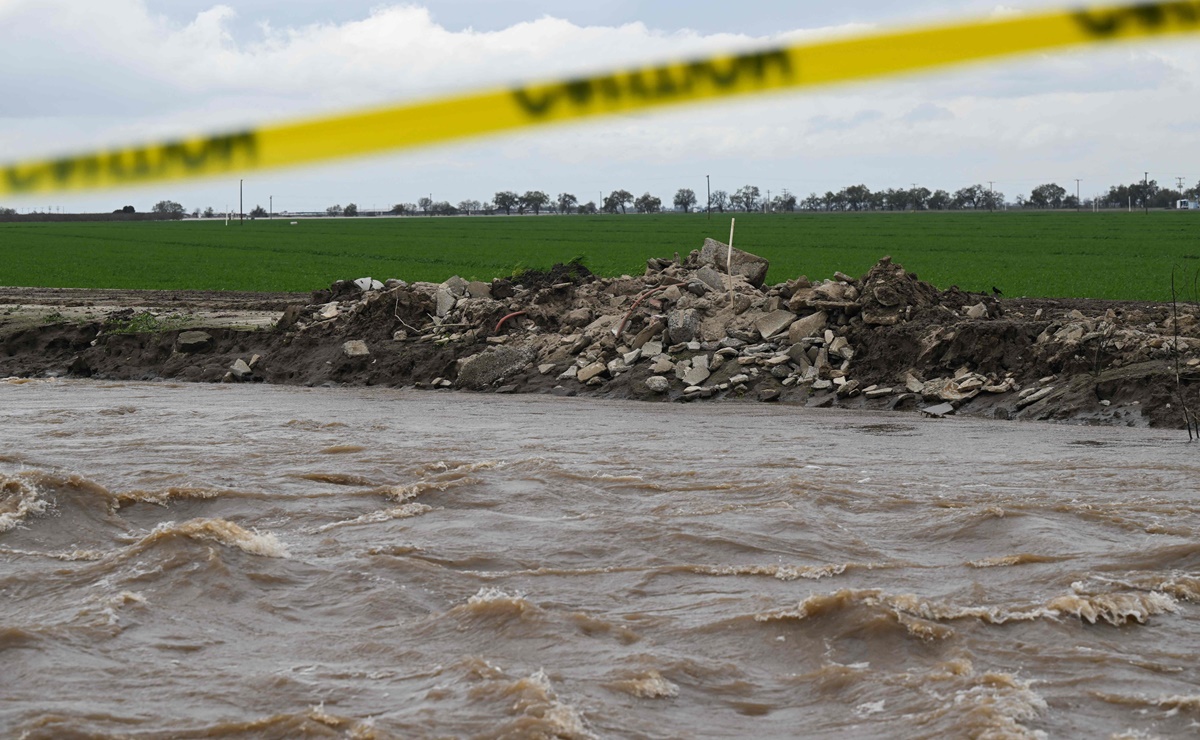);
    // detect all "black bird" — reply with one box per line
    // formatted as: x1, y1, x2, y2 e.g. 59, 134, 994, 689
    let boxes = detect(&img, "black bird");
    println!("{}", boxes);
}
992, 286, 1003, 296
